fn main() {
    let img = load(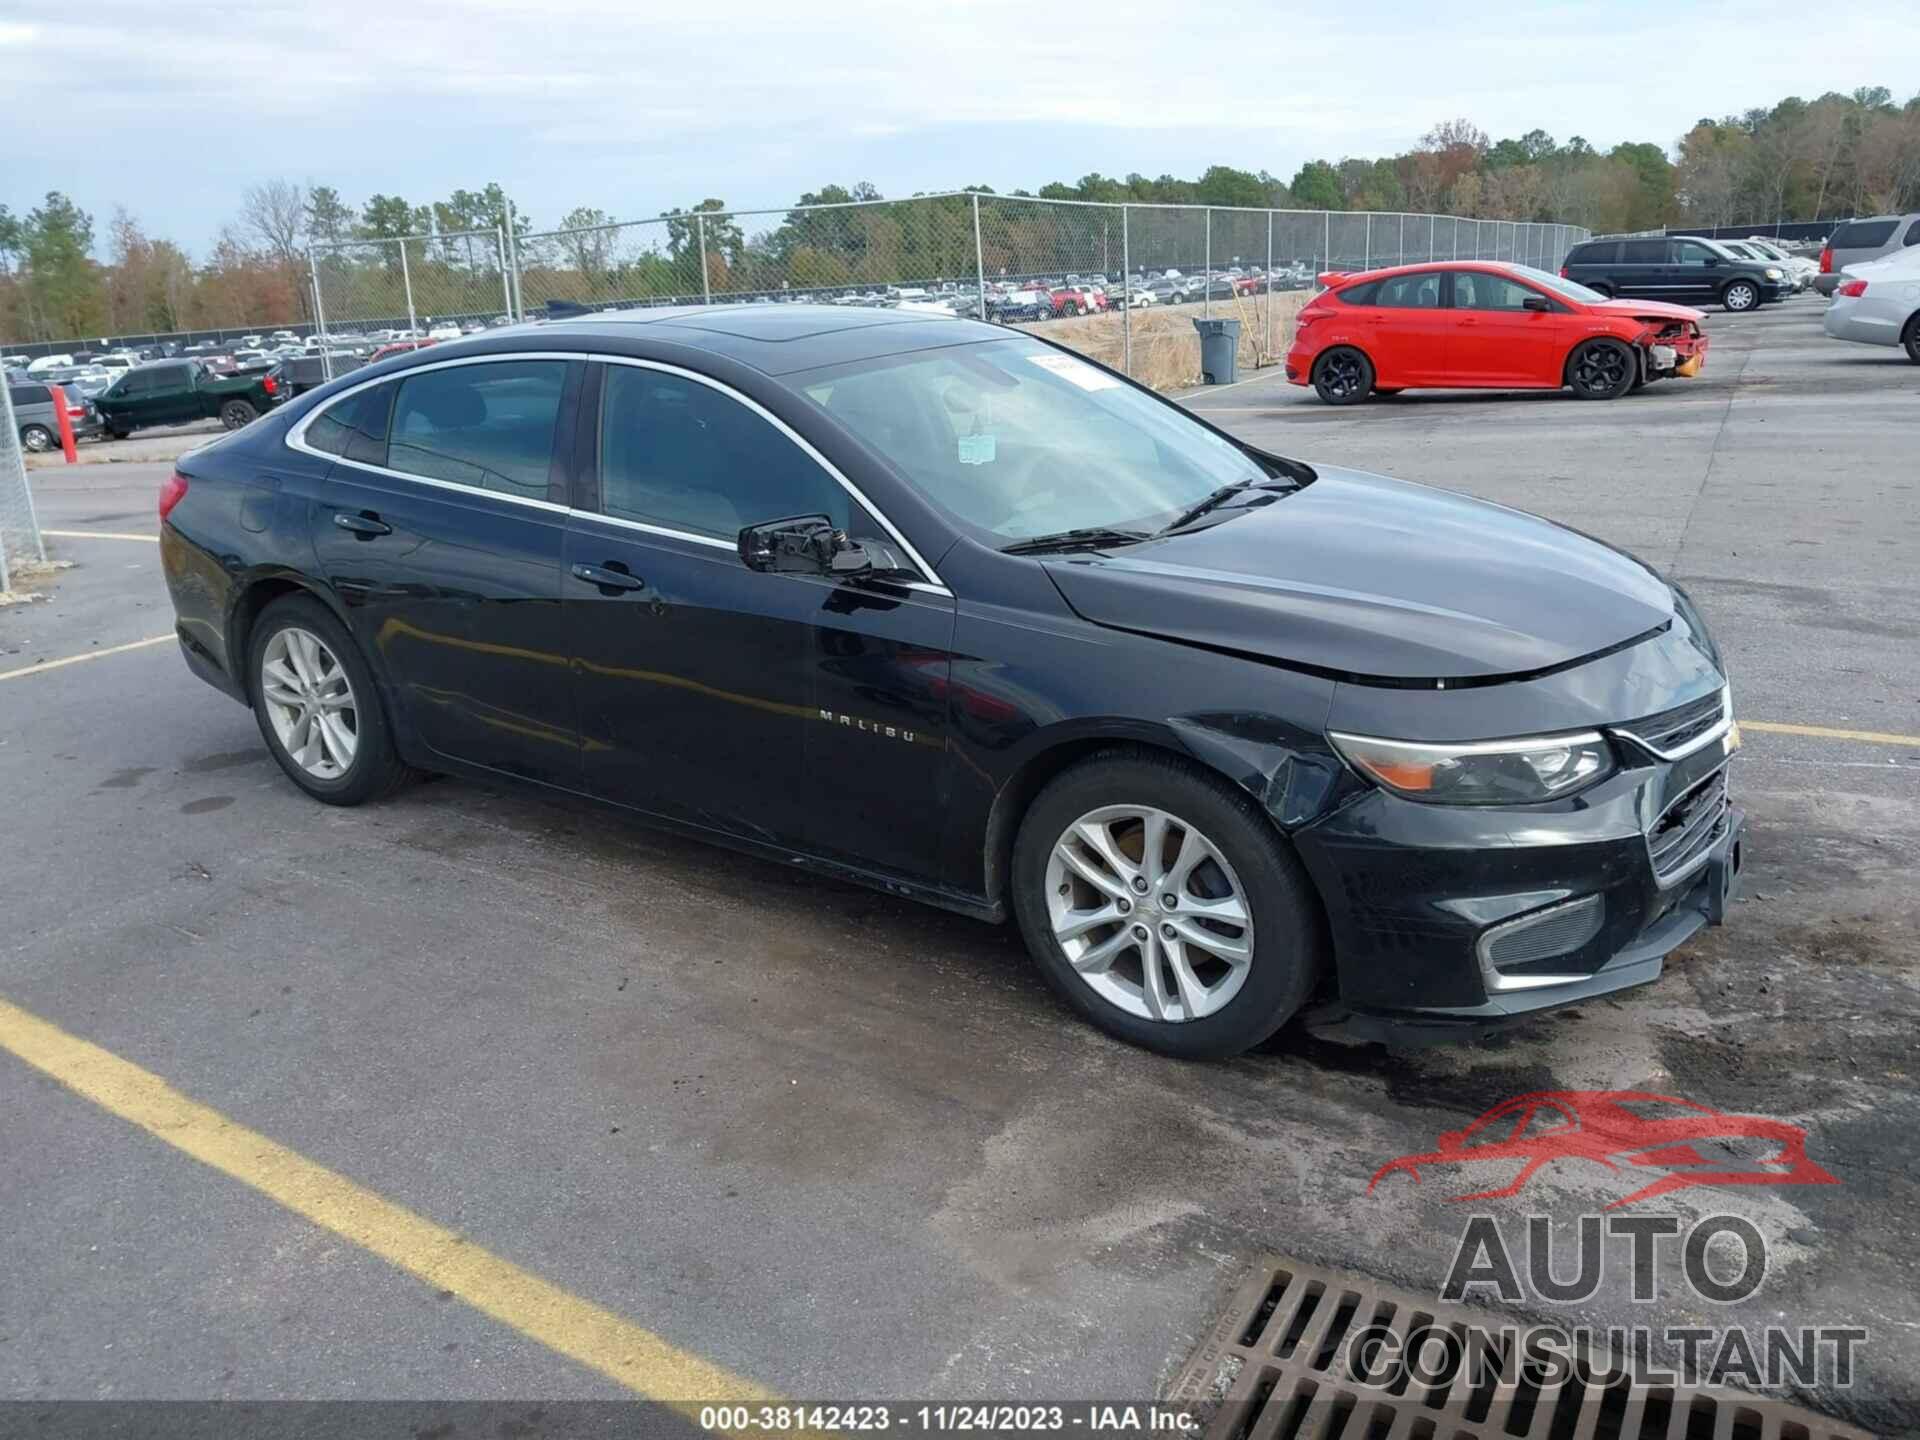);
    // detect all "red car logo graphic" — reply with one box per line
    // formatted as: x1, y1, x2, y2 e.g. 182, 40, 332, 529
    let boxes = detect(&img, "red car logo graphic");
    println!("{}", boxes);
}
1369, 1090, 1838, 1210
